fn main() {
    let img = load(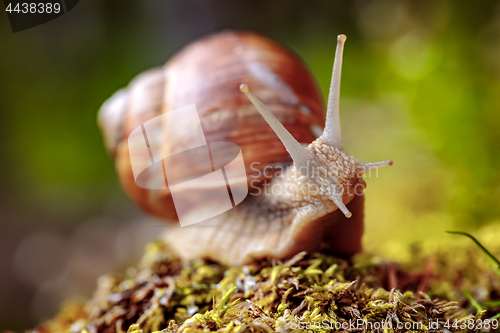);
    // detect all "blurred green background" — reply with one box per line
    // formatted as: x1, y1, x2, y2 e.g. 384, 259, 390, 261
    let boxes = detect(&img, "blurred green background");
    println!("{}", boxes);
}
1, 0, 500, 330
